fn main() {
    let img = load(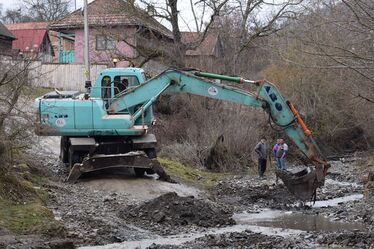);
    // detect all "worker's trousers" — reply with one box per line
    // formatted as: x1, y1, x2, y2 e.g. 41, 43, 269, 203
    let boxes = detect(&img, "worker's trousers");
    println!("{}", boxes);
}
258, 158, 267, 177
276, 157, 286, 170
